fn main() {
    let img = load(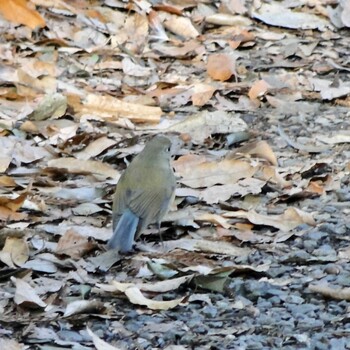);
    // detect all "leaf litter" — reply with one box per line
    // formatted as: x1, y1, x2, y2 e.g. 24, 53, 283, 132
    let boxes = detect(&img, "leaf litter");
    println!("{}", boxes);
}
0, 0, 349, 348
